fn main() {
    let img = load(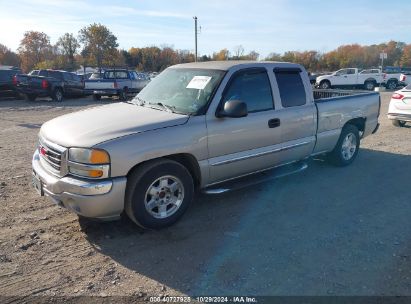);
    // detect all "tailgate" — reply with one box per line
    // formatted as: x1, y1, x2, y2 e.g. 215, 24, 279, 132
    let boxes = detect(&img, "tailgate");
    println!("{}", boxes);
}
16, 75, 42, 89
84, 80, 116, 90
